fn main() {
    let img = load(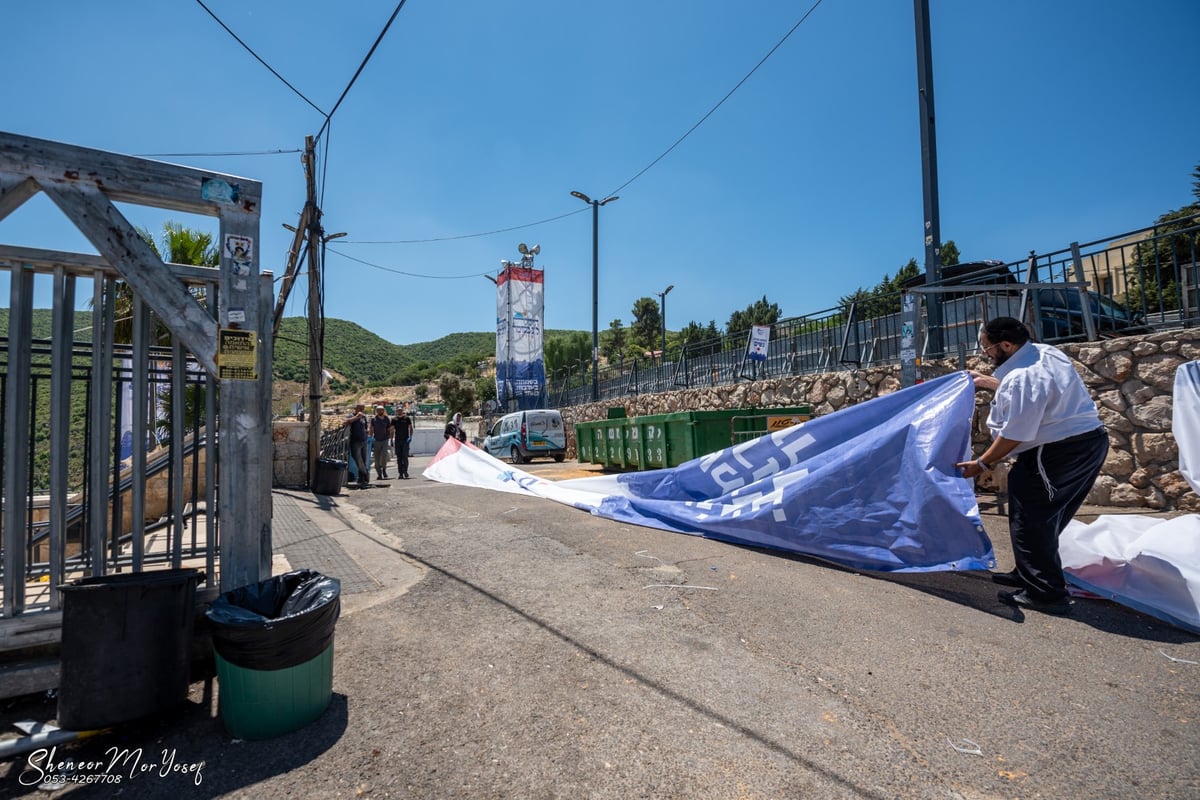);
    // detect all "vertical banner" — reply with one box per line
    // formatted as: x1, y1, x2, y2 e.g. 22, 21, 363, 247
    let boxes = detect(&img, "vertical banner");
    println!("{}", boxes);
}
747, 324, 771, 362
495, 265, 546, 410
495, 274, 510, 406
